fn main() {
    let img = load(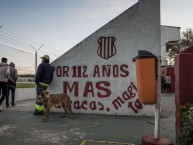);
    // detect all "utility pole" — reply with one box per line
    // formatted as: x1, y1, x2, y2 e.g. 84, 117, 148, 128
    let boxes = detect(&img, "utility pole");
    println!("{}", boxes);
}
29, 44, 44, 74
154, 56, 161, 139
